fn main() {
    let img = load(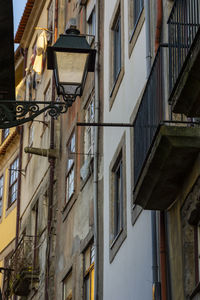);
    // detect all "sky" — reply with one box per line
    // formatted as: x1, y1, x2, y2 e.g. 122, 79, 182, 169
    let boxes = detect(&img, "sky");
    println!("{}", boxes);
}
13, 0, 27, 46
